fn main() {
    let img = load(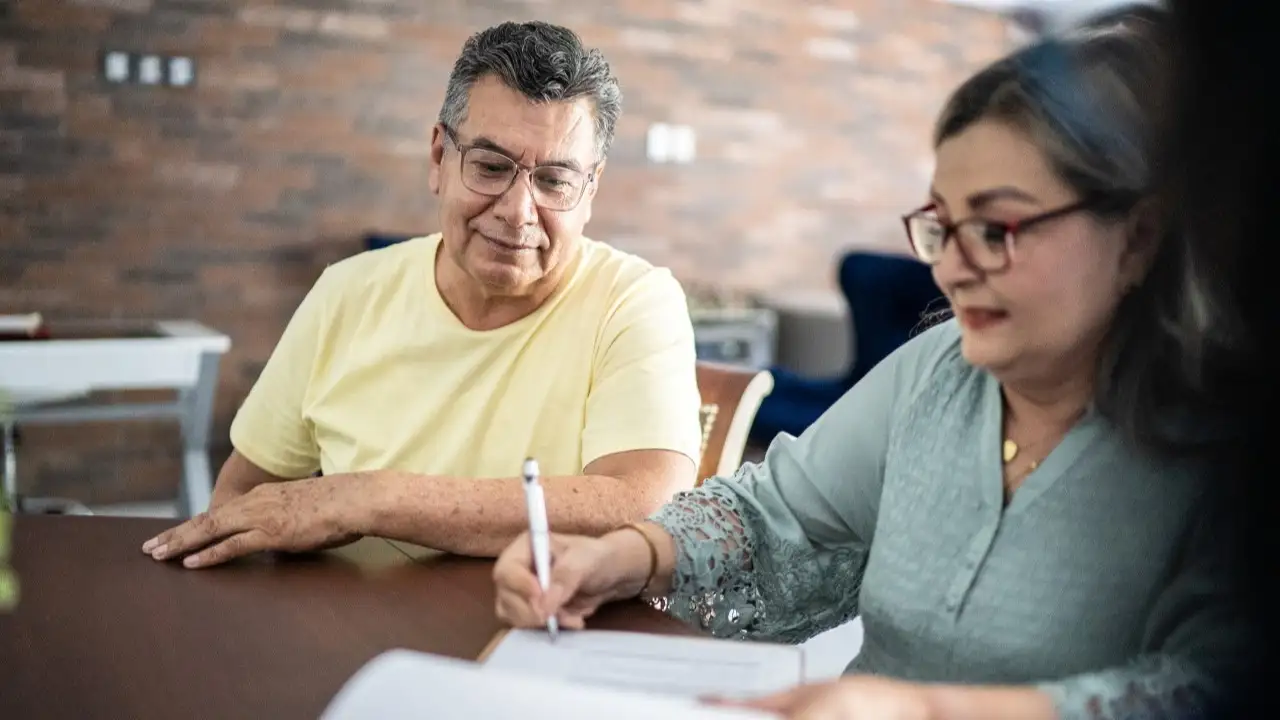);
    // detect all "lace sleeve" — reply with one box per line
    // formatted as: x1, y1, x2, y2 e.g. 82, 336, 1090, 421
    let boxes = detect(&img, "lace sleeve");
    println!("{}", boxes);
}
646, 475, 869, 644
636, 326, 932, 643
1037, 655, 1221, 719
